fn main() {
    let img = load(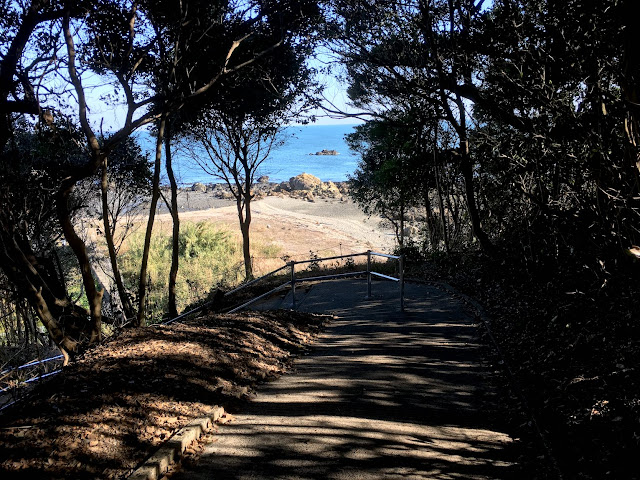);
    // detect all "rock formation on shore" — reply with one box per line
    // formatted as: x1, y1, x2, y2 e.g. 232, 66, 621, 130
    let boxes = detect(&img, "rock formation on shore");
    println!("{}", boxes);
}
185, 173, 349, 203
289, 172, 322, 191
